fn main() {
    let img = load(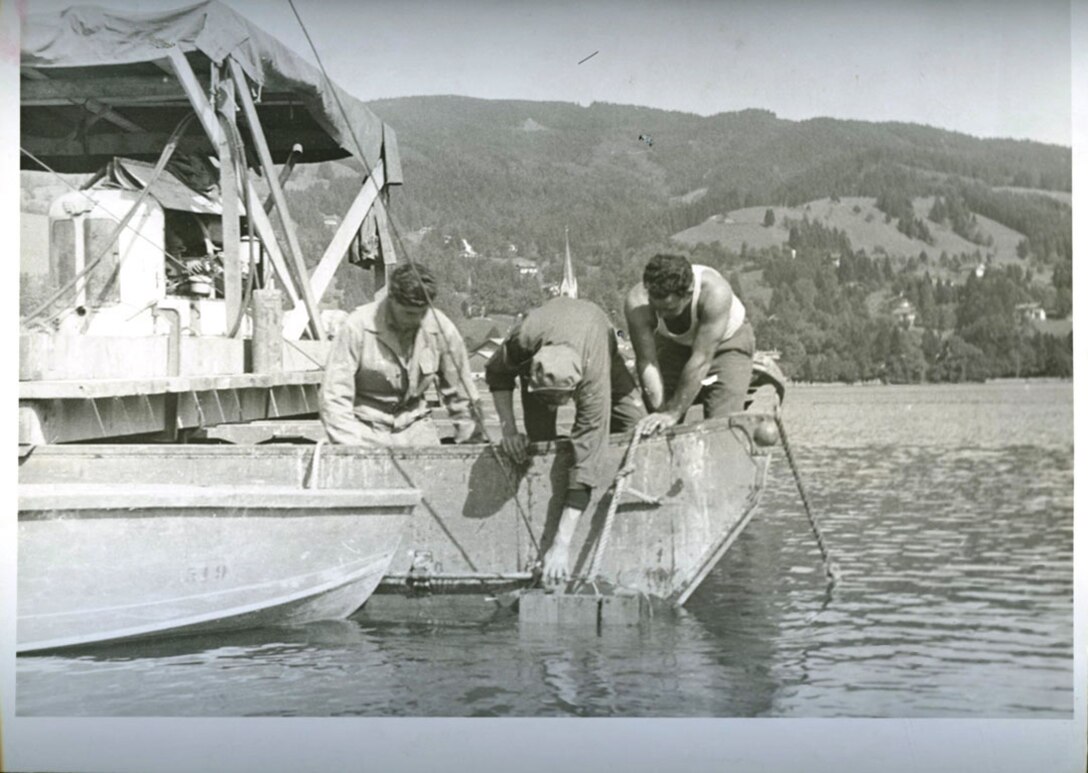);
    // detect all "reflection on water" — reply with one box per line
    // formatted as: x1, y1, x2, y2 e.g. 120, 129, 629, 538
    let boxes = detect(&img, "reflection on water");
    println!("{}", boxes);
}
17, 383, 1073, 717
